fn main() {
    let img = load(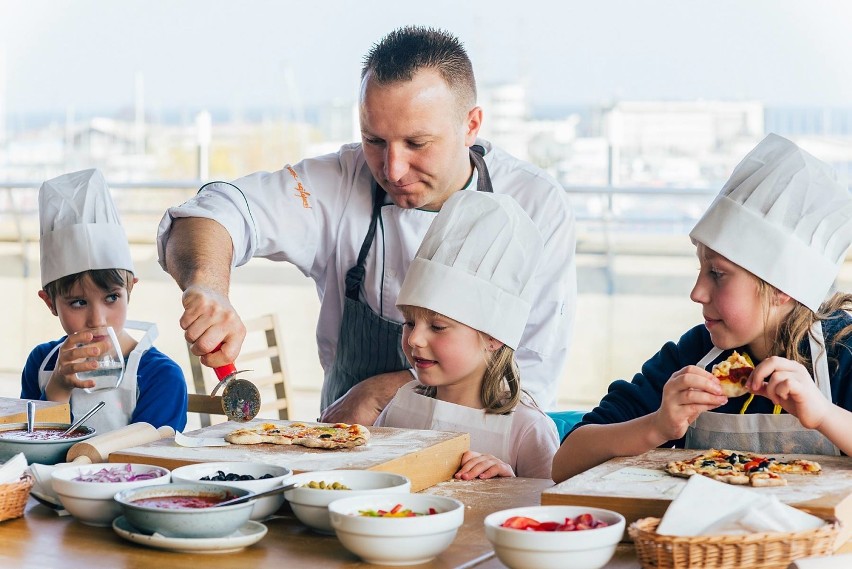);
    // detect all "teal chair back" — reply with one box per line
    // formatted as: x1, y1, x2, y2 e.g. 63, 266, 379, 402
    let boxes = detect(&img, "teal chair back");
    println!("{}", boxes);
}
547, 410, 587, 441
